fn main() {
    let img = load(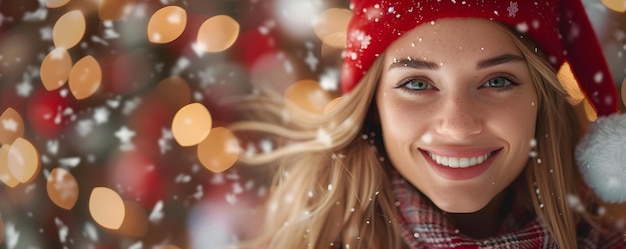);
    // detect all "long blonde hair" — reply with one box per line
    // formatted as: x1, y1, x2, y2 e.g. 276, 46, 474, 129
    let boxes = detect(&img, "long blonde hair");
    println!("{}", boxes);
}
231, 24, 618, 249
